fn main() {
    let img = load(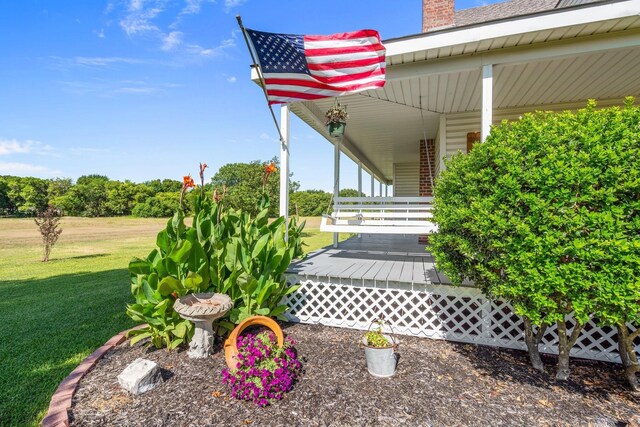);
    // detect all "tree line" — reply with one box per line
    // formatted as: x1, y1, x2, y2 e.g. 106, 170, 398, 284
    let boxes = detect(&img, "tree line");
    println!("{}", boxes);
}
0, 160, 360, 218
